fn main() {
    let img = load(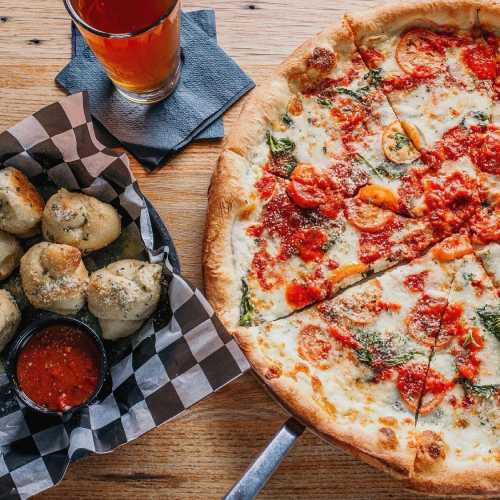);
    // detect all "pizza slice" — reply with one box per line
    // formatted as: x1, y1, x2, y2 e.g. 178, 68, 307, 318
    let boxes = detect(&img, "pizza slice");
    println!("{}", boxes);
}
413, 252, 500, 495
233, 237, 460, 477
214, 152, 443, 326
348, 2, 496, 152
224, 19, 428, 214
